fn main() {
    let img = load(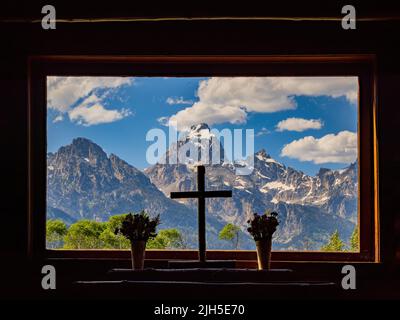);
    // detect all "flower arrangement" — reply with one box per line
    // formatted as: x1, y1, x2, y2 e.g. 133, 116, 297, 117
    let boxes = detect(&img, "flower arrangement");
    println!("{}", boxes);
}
247, 211, 279, 270
247, 211, 279, 241
115, 211, 160, 270
115, 211, 160, 243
